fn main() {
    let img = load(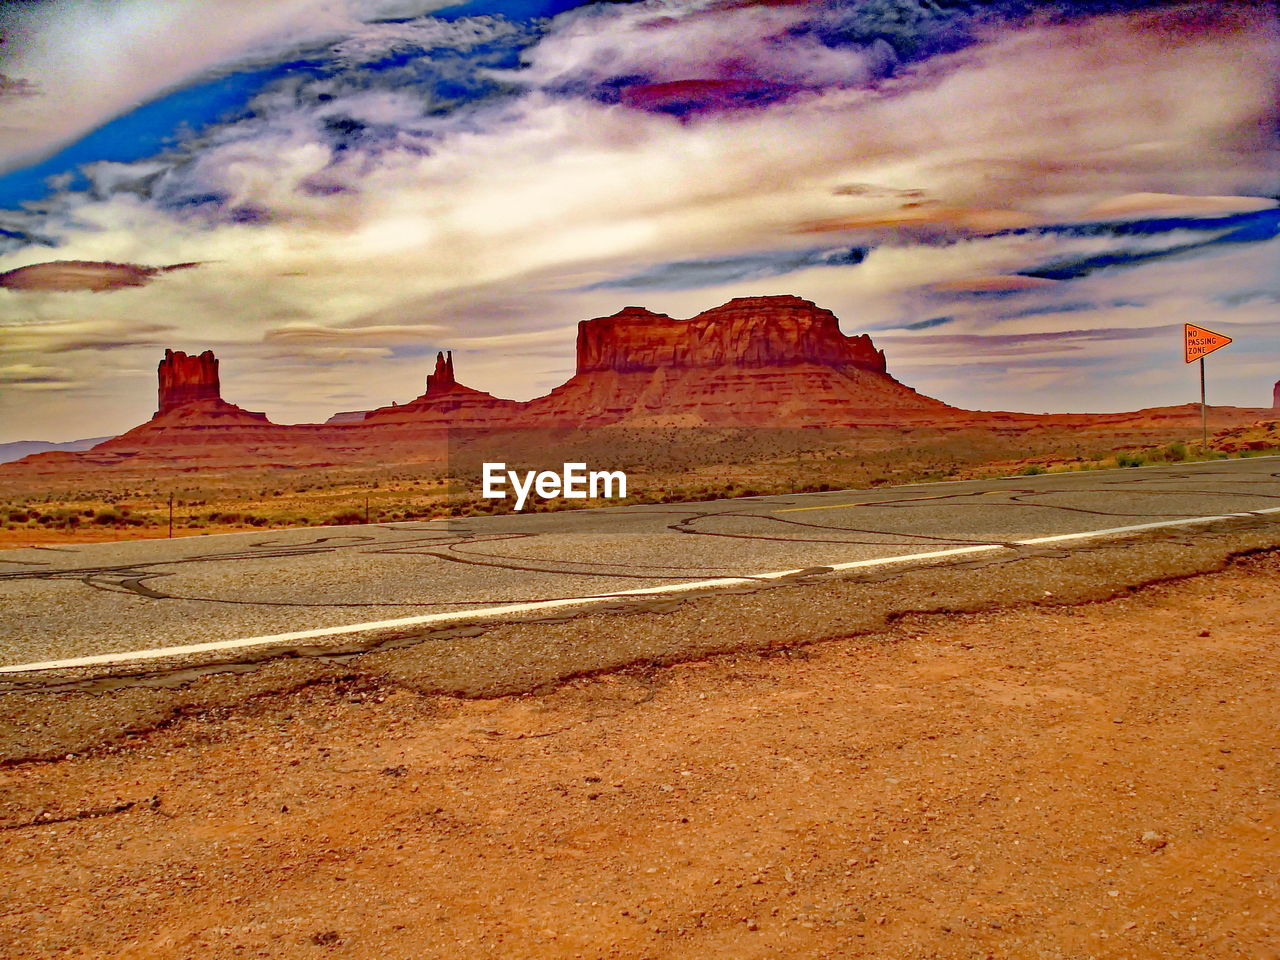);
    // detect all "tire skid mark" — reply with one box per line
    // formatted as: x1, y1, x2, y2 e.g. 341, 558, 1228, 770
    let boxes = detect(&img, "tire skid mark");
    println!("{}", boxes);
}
670, 512, 1019, 547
